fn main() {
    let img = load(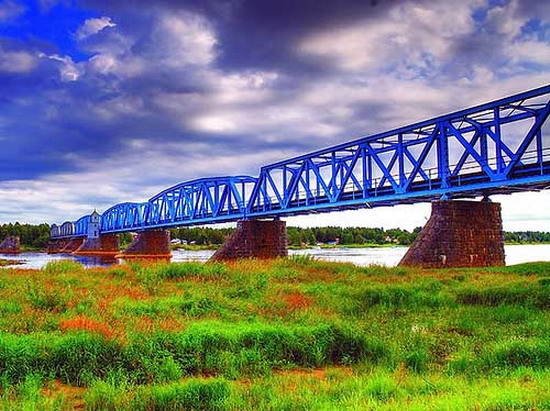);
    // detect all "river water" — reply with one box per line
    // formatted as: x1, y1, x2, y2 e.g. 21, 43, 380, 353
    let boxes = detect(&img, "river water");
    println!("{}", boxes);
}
1, 244, 549, 269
